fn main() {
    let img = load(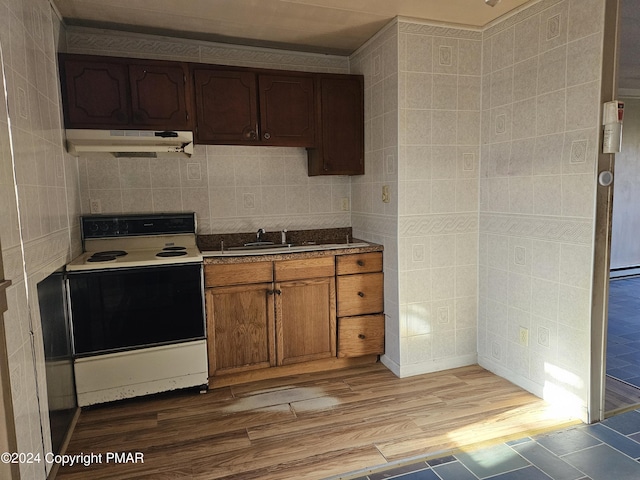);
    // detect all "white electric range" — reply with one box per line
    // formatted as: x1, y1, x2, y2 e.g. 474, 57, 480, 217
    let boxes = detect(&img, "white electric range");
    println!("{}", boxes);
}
65, 212, 207, 406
